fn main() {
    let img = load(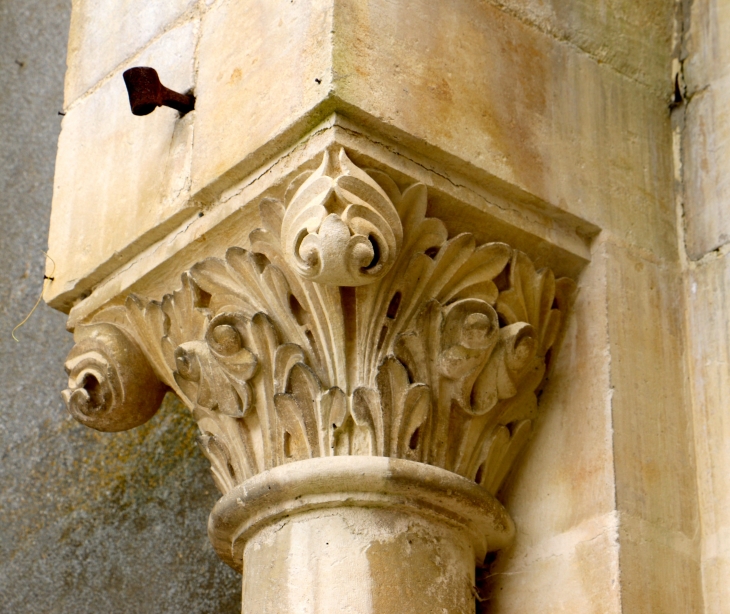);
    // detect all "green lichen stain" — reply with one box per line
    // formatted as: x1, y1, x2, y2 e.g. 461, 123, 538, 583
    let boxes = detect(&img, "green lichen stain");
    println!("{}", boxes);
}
0, 393, 241, 613
64, 393, 209, 517
1, 392, 215, 555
